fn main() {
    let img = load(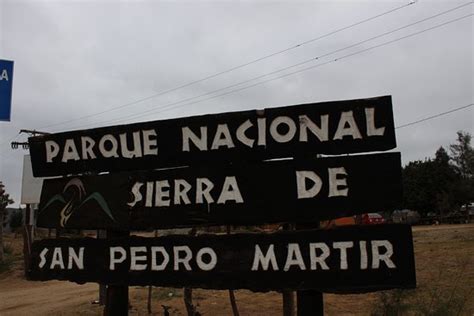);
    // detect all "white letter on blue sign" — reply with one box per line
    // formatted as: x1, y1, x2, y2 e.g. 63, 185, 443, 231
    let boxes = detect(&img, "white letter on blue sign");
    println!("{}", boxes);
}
0, 69, 9, 81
